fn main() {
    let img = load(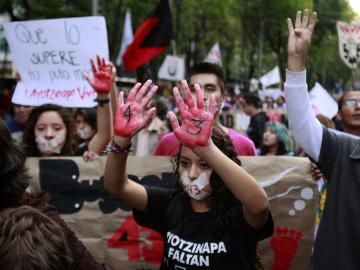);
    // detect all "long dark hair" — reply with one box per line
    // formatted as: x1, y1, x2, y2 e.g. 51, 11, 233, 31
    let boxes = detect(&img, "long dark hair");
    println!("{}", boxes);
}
22, 104, 78, 157
173, 124, 242, 232
0, 119, 29, 201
